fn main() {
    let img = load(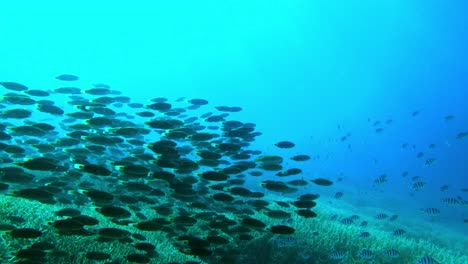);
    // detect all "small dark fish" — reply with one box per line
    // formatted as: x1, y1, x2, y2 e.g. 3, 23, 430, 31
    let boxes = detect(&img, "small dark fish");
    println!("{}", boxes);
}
37, 104, 64, 115
268, 225, 295, 235
97, 206, 132, 218
72, 215, 99, 226
15, 248, 47, 259
296, 209, 317, 218
287, 179, 308, 186
334, 192, 344, 199
298, 193, 320, 200
444, 115, 455, 121
276, 168, 302, 177
10, 228, 42, 238
291, 200, 316, 209
274, 141, 295, 149
127, 253, 151, 263
98, 227, 131, 239
1, 108, 31, 118
241, 217, 267, 229
30, 241, 55, 250
135, 242, 156, 252
200, 171, 228, 181
12, 188, 55, 203
85, 251, 111, 261
84, 88, 113, 96
0, 224, 16, 231
188, 98, 208, 105
75, 164, 112, 176
0, 82, 28, 91
457, 131, 468, 140
56, 74, 79, 81
55, 208, 81, 217
51, 218, 85, 231
290, 154, 311, 161
147, 102, 171, 111
212, 193, 235, 202
310, 178, 333, 186
25, 89, 50, 97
